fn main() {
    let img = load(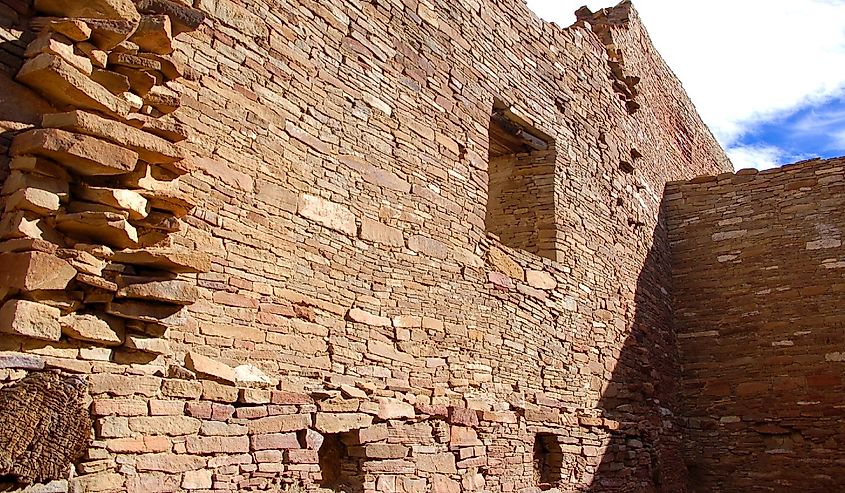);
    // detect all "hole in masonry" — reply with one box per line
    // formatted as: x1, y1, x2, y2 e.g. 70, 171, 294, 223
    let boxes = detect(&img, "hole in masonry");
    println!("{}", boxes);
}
318, 433, 363, 493
534, 433, 563, 490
